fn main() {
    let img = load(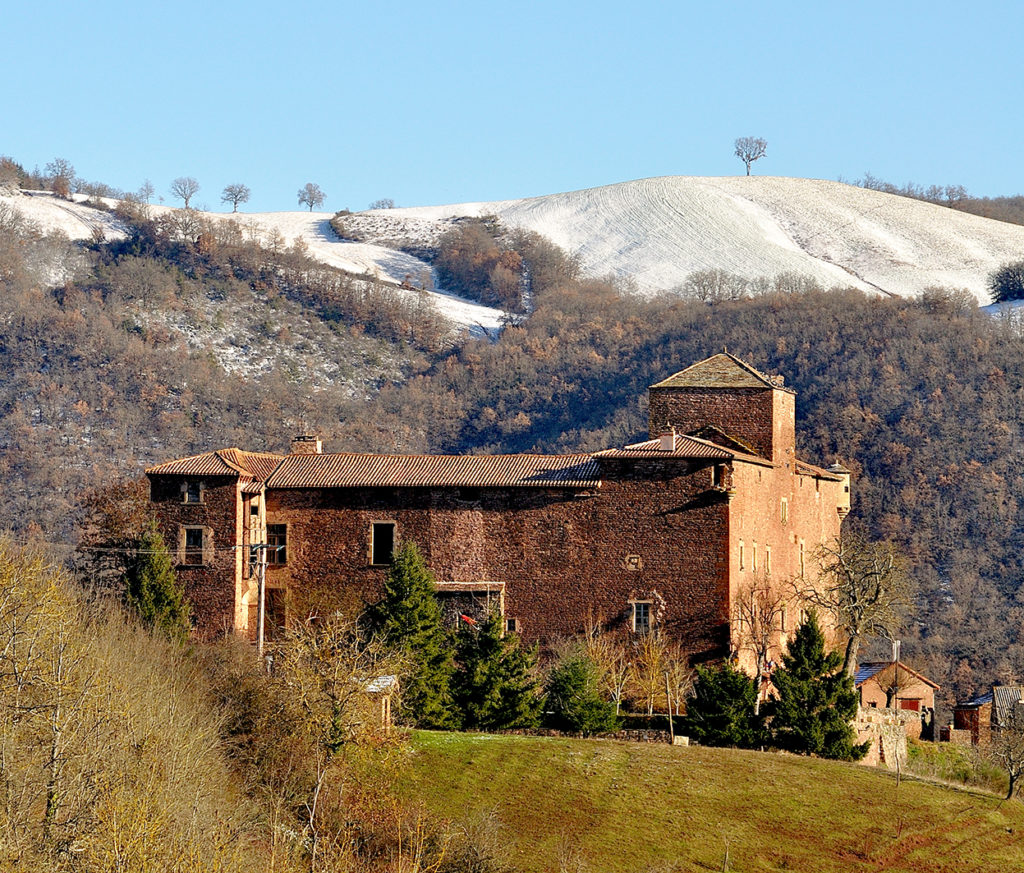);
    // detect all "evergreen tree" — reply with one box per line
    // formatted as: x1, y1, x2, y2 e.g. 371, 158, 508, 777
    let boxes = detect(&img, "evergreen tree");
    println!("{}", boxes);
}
544, 648, 619, 736
122, 523, 190, 644
680, 662, 763, 748
767, 612, 868, 760
365, 541, 455, 729
452, 609, 542, 730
